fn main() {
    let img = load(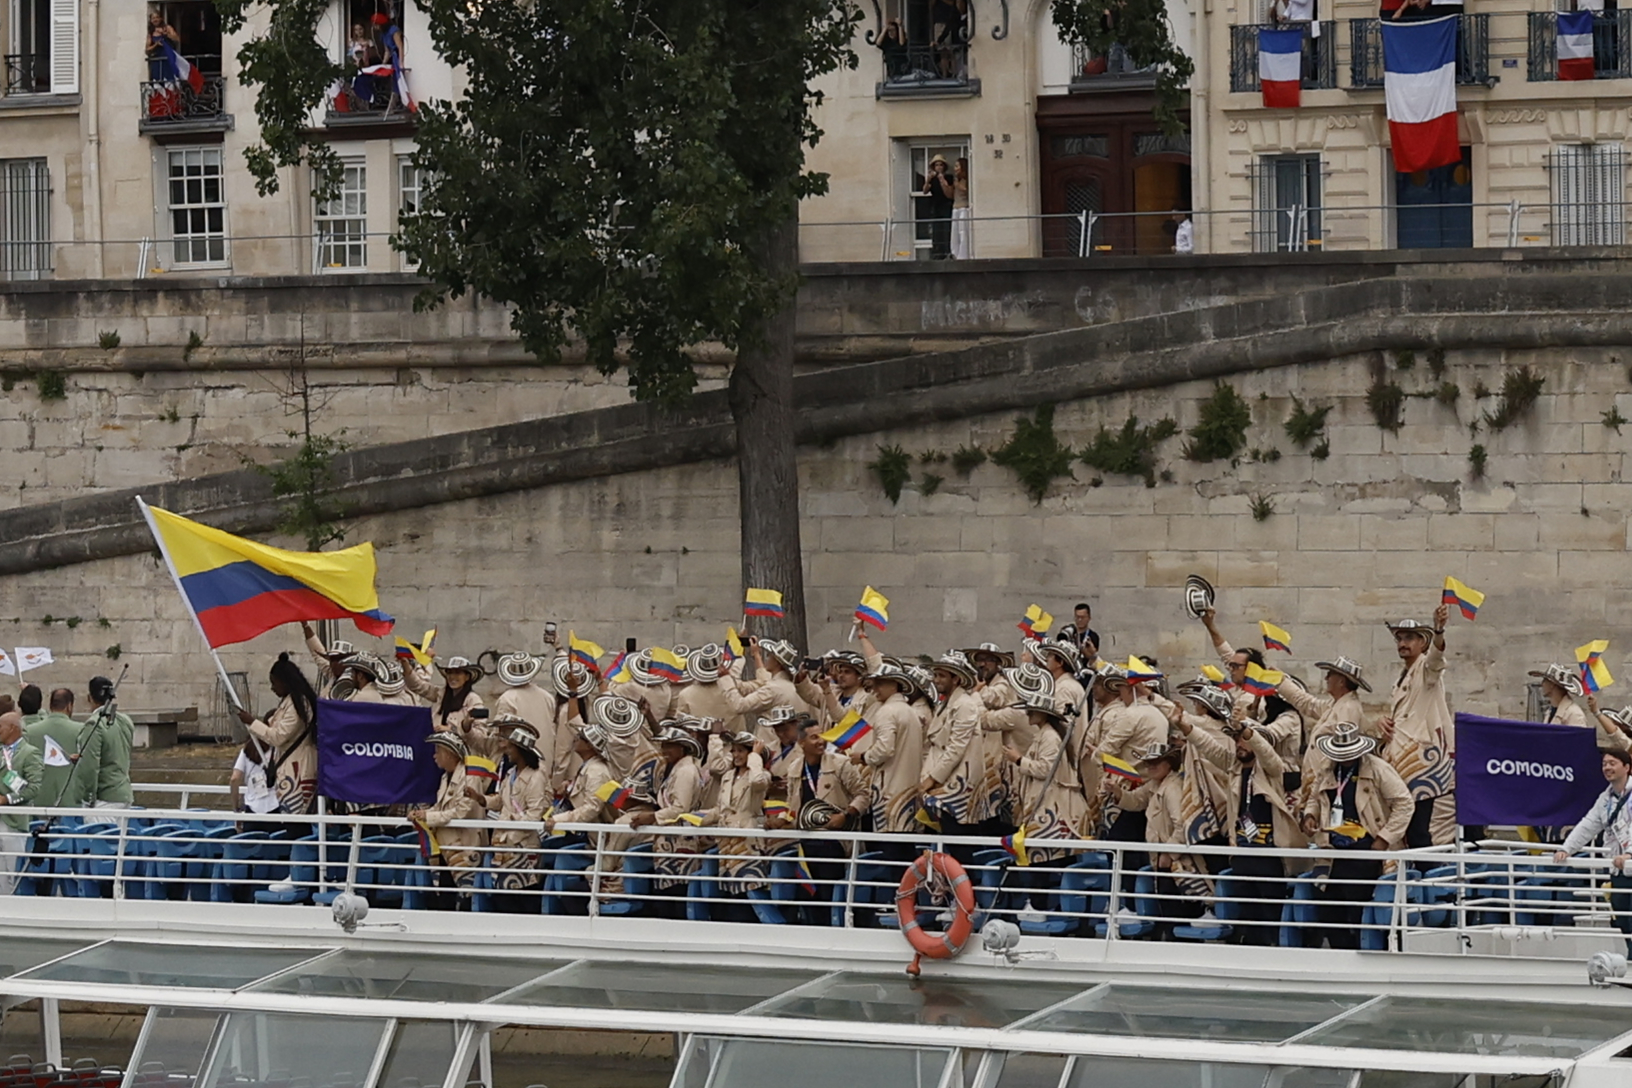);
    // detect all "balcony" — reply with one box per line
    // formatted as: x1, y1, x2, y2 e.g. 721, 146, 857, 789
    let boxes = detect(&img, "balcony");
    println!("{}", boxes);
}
3, 53, 48, 95
325, 68, 420, 125
1069, 41, 1158, 90
877, 42, 978, 99
1529, 11, 1632, 82
1350, 14, 1492, 88
140, 75, 231, 135
1228, 23, 1339, 94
